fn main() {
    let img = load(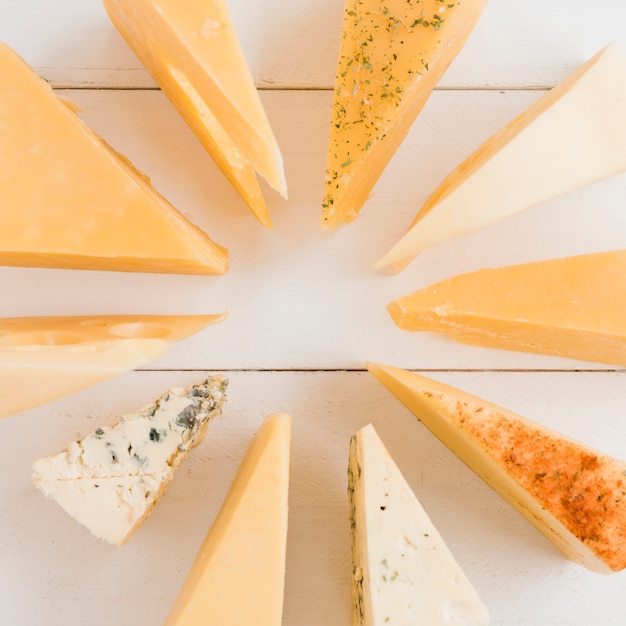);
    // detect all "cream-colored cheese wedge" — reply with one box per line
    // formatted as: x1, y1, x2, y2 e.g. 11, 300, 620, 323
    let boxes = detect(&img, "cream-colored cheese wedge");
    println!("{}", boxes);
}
33, 376, 228, 546
103, 0, 286, 227
349, 423, 490, 625
0, 314, 225, 419
165, 412, 291, 626
376, 42, 626, 271
387, 249, 626, 367
0, 43, 227, 274
366, 362, 626, 574
322, 0, 488, 230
